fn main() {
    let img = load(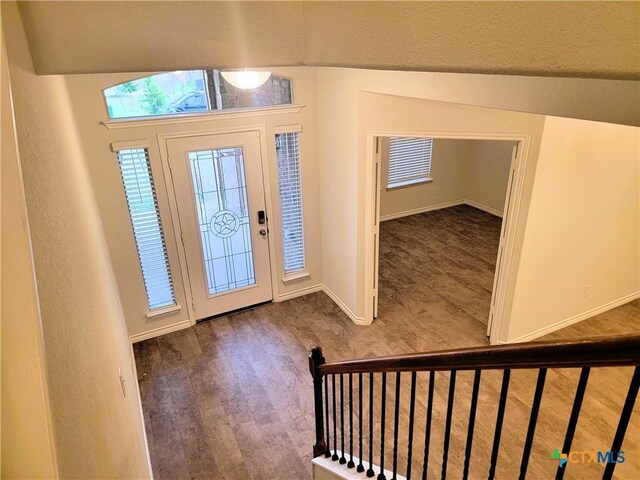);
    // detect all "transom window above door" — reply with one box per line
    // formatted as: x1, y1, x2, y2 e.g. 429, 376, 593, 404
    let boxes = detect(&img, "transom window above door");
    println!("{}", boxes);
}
103, 70, 292, 119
